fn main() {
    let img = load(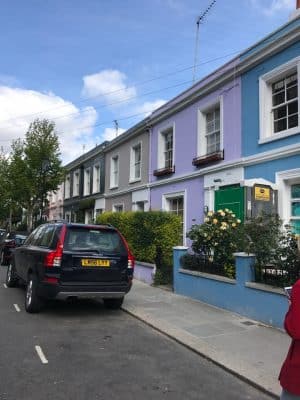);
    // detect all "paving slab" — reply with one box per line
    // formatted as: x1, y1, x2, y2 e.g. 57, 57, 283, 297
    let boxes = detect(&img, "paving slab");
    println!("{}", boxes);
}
122, 279, 290, 398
